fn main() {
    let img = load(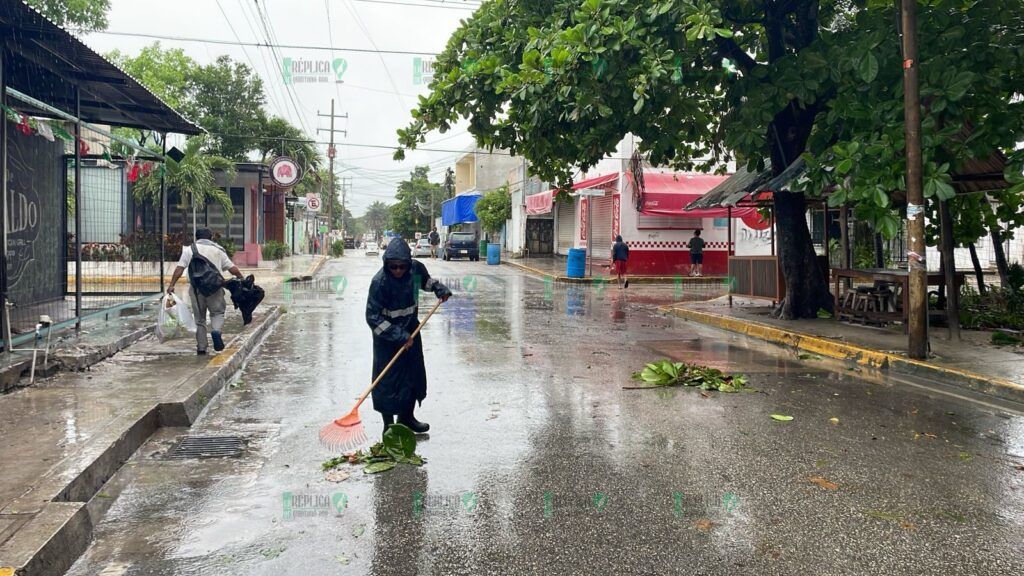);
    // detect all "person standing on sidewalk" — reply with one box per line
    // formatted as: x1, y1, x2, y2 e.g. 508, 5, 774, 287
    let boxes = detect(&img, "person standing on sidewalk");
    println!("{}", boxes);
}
687, 229, 705, 277
166, 228, 245, 355
366, 237, 451, 435
428, 227, 440, 258
611, 235, 630, 289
